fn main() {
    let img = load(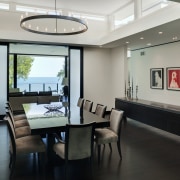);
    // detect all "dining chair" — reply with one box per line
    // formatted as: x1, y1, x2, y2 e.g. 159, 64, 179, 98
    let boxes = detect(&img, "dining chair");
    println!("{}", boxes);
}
6, 101, 27, 121
6, 112, 31, 138
94, 108, 124, 163
38, 91, 52, 96
83, 100, 93, 112
94, 104, 107, 118
6, 107, 29, 128
37, 96, 51, 104
77, 97, 84, 108
5, 117, 46, 178
53, 122, 96, 180
24, 91, 39, 96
